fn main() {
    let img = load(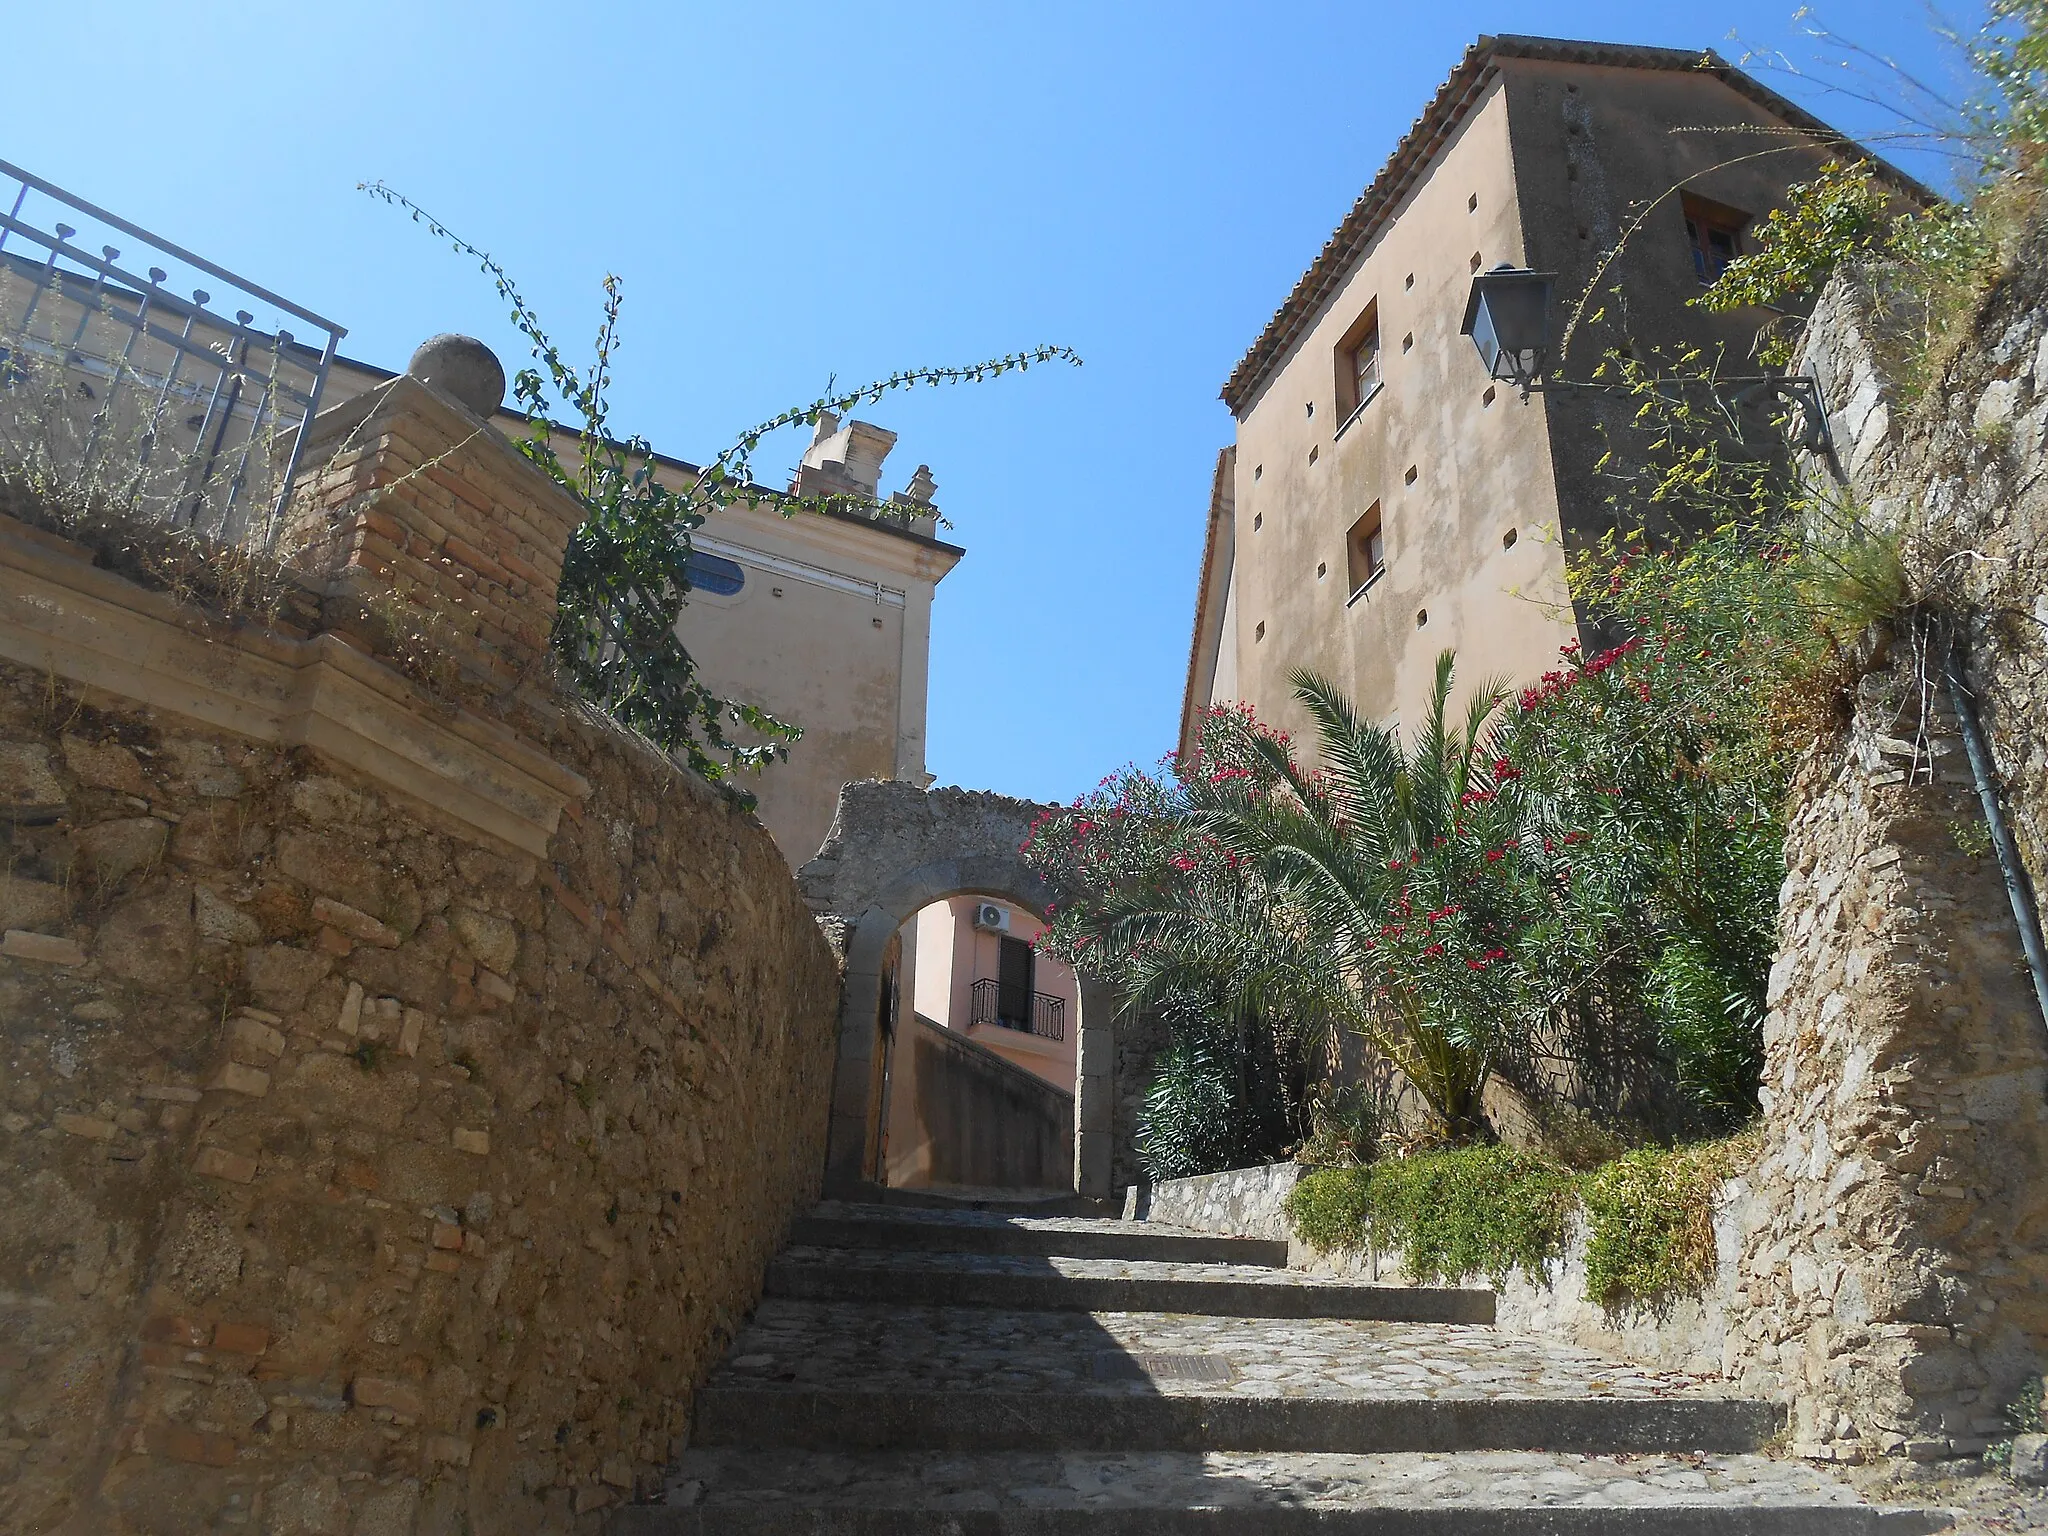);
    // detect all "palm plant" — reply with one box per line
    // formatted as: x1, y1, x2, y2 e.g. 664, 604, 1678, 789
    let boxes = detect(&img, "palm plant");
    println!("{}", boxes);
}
1204, 656, 1530, 1140
1038, 653, 1533, 1144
